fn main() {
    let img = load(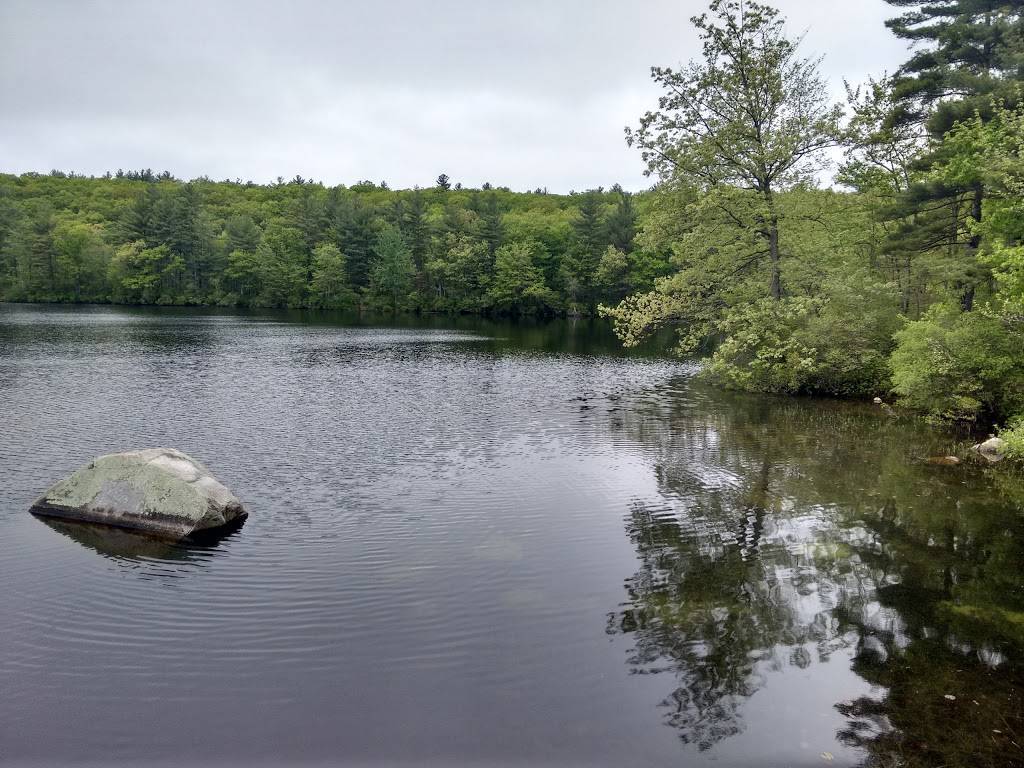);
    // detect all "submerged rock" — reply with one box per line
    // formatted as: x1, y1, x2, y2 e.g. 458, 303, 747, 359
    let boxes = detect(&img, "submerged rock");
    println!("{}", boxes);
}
926, 456, 961, 466
30, 448, 247, 538
971, 436, 1008, 463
